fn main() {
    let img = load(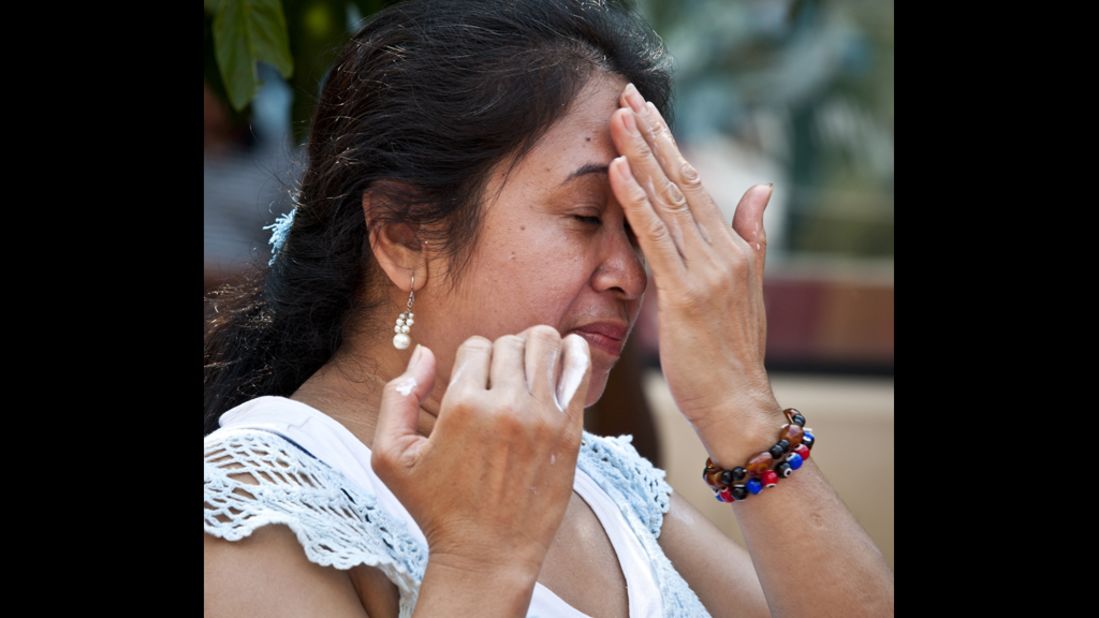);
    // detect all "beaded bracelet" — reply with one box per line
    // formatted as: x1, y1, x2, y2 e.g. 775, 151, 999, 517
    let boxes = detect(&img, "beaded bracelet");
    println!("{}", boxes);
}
702, 408, 816, 503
